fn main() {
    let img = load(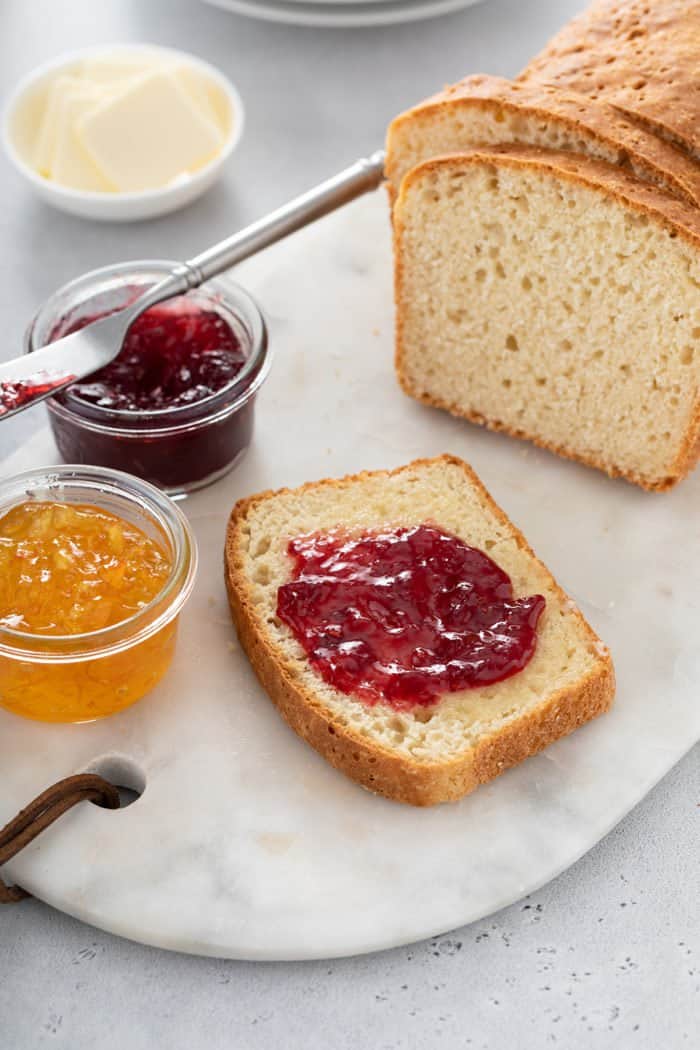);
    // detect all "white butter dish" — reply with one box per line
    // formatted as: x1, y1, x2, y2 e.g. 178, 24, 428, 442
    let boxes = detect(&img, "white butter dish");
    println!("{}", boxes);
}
2, 44, 245, 222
